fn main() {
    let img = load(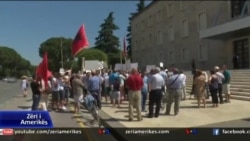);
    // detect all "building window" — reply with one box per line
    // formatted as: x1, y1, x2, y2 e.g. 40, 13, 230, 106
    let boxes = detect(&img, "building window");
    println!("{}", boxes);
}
198, 12, 207, 31
169, 51, 174, 64
148, 15, 152, 27
159, 53, 164, 61
142, 37, 145, 49
149, 34, 152, 47
199, 44, 208, 61
141, 20, 145, 31
169, 25, 174, 41
181, 19, 189, 37
231, 0, 248, 18
182, 48, 189, 62
157, 10, 162, 23
134, 40, 138, 51
167, 3, 173, 17
180, 1, 188, 11
157, 31, 163, 44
